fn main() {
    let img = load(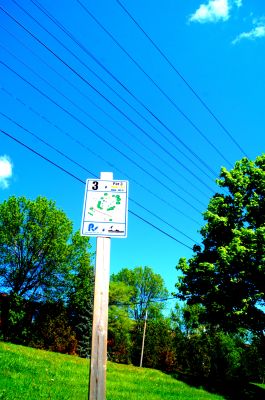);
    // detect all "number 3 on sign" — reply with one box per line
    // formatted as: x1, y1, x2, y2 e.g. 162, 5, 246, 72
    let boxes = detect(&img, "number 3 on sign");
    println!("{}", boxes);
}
92, 181, 99, 190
